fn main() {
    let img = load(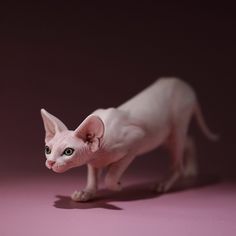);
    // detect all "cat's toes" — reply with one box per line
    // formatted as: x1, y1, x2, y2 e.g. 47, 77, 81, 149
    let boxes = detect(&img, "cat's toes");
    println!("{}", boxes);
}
71, 190, 95, 202
156, 182, 170, 193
